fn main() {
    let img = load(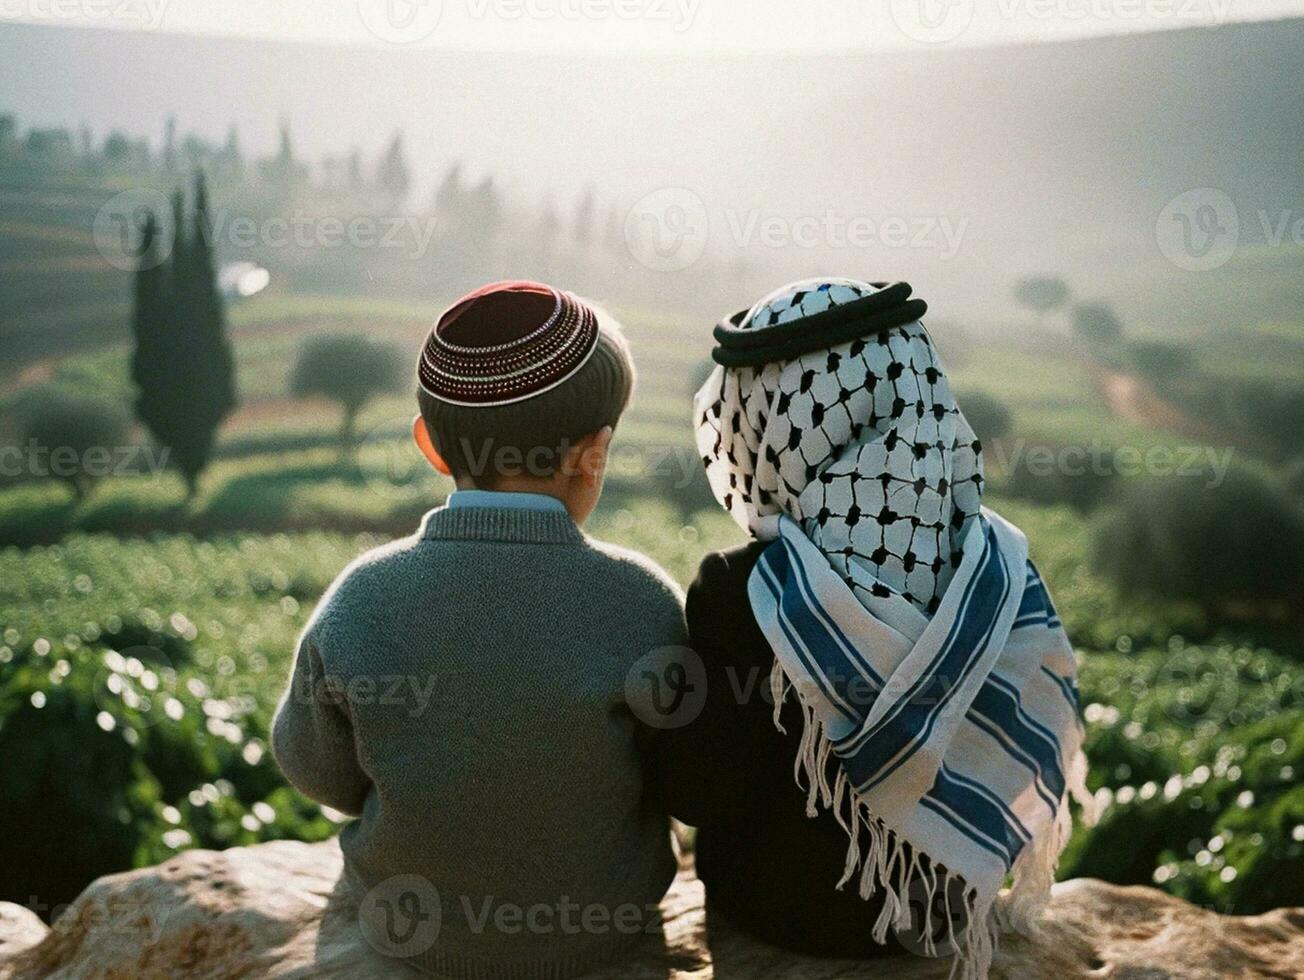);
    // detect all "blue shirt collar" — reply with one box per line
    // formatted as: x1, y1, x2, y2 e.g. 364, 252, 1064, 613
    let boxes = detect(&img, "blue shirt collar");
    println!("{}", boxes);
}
446, 489, 569, 514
